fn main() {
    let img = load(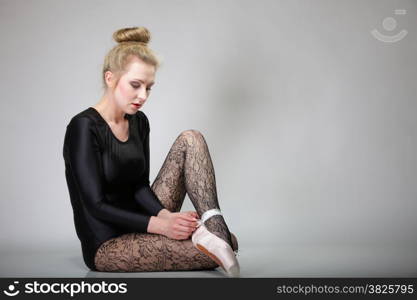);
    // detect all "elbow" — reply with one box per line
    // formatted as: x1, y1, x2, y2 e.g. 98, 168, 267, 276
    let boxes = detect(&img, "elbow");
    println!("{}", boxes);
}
83, 198, 106, 220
